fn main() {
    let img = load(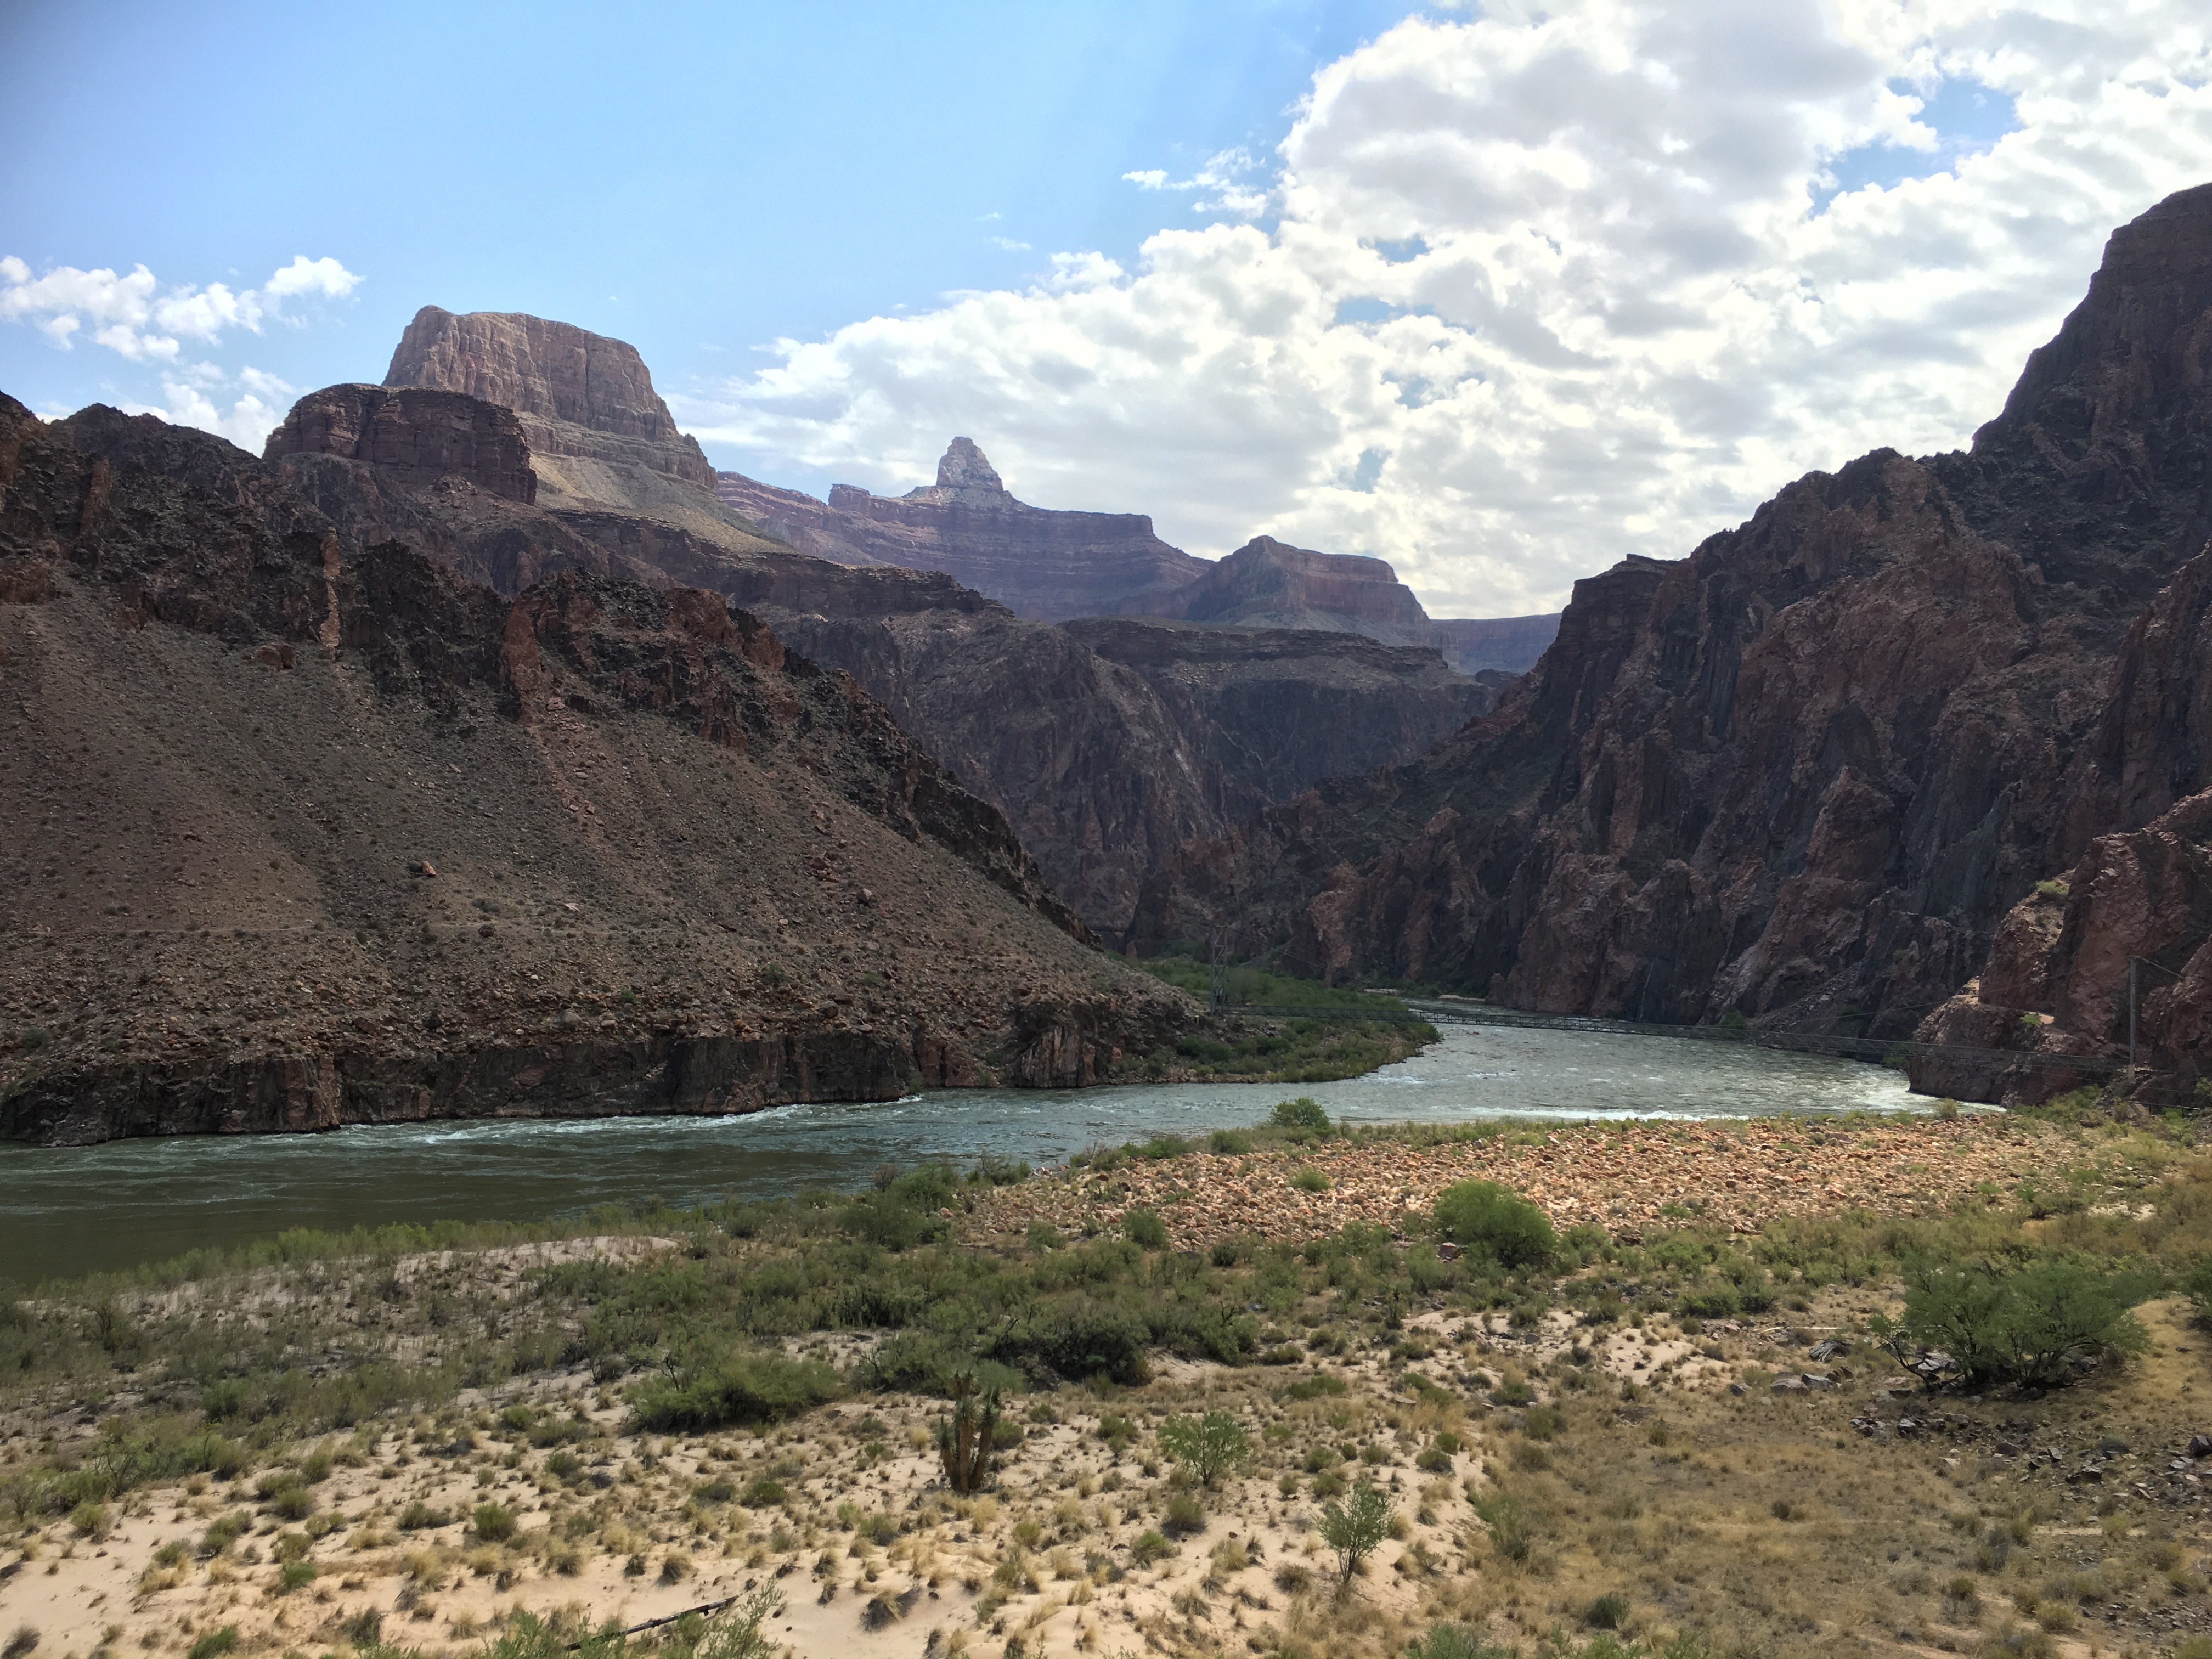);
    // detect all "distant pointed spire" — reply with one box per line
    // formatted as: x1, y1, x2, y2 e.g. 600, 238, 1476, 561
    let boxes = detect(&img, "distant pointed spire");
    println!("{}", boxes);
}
936, 437, 1005, 494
